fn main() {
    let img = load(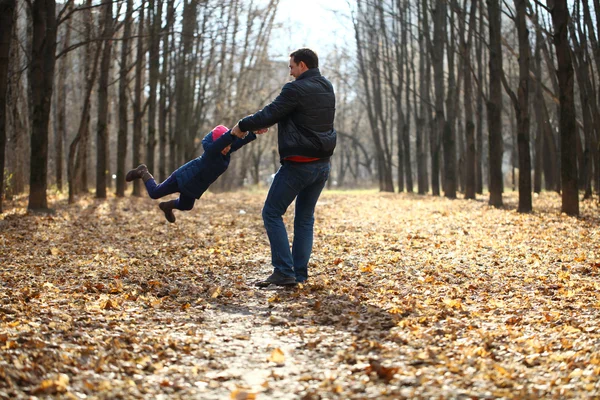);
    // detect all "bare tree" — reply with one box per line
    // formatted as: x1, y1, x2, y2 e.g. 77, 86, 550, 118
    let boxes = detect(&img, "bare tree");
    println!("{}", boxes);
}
501, 0, 532, 212
96, 0, 113, 198
116, 0, 133, 197
486, 0, 503, 207
431, 0, 446, 196
462, 0, 477, 199
548, 0, 578, 215
146, 0, 162, 174
0, 0, 17, 213
28, 0, 58, 211
131, 3, 146, 196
